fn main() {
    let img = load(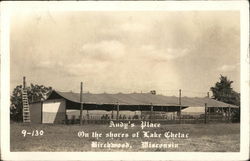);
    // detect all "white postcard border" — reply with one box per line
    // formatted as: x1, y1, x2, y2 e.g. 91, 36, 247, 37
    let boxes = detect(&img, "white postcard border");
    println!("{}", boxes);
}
1, 1, 249, 160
